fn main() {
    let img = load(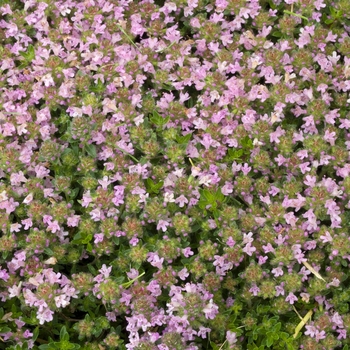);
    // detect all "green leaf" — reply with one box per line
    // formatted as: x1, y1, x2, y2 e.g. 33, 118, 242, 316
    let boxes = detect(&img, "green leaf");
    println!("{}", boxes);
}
324, 18, 335, 24
279, 332, 289, 341
87, 264, 97, 274
60, 326, 69, 342
271, 31, 282, 38
257, 304, 270, 314
266, 335, 274, 347
92, 328, 103, 337
241, 136, 253, 150
20, 44, 35, 61
89, 78, 105, 93
227, 148, 244, 161
273, 322, 281, 332
210, 341, 219, 350
85, 144, 97, 158
0, 326, 11, 333
176, 133, 192, 144
69, 187, 80, 200
33, 327, 40, 342
150, 110, 169, 127
145, 178, 163, 194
